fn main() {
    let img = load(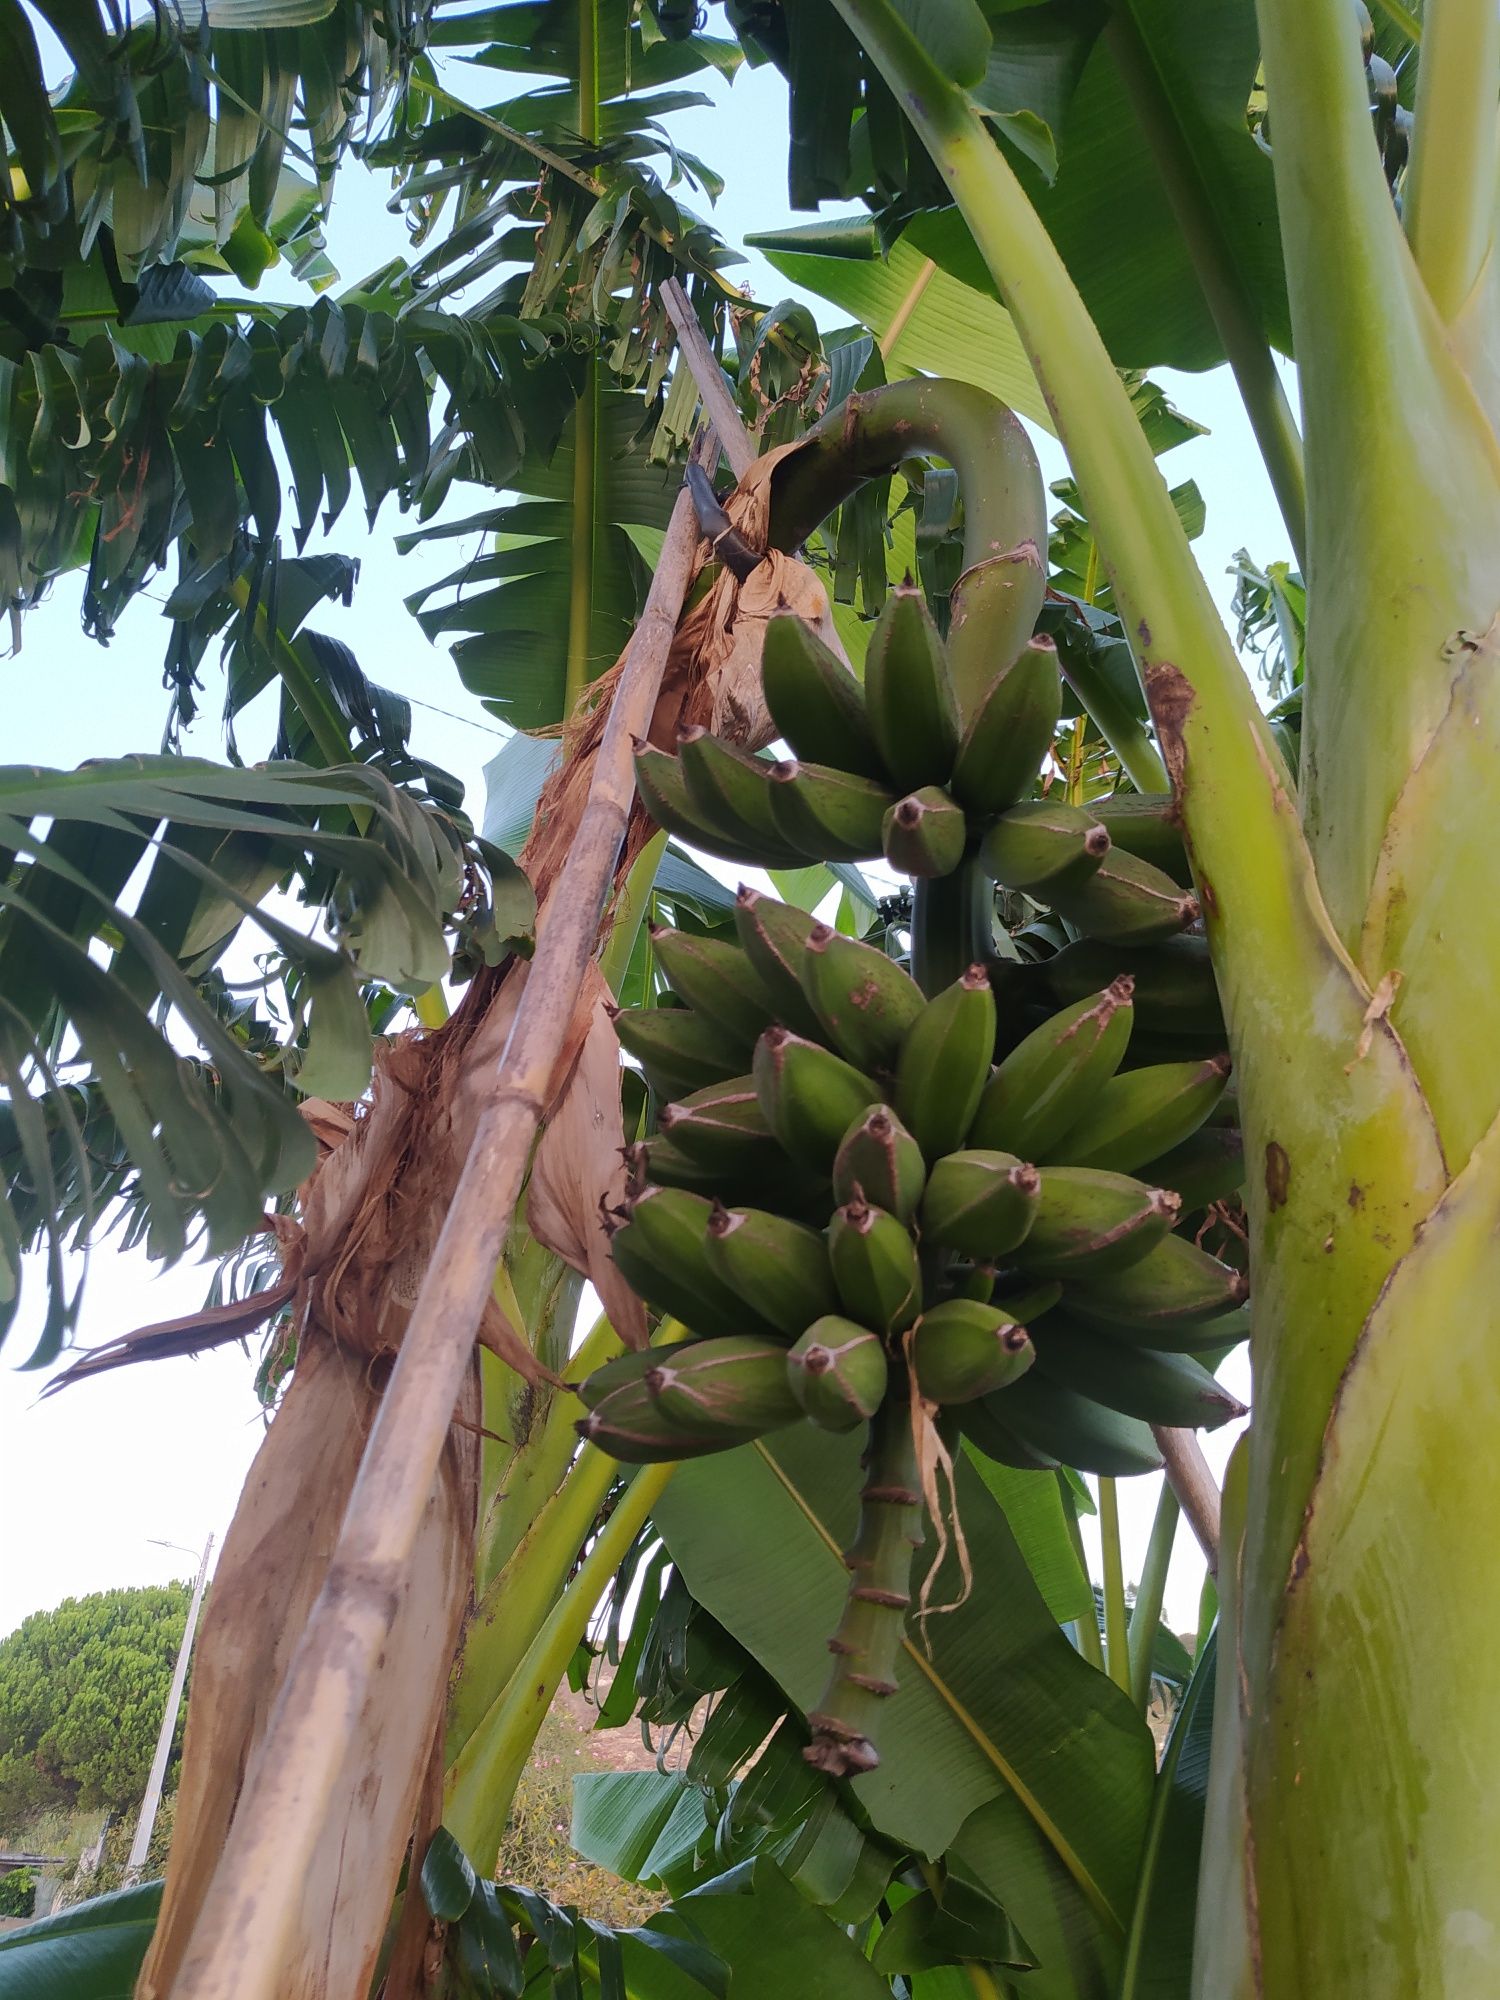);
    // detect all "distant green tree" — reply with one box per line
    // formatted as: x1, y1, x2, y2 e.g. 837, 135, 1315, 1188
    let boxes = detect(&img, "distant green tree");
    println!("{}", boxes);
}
0, 1585, 191, 1832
